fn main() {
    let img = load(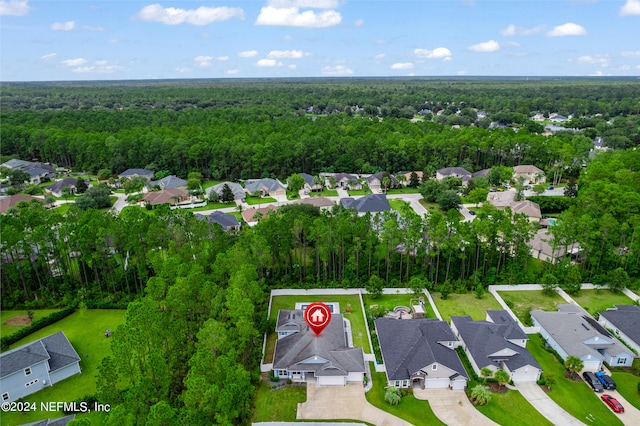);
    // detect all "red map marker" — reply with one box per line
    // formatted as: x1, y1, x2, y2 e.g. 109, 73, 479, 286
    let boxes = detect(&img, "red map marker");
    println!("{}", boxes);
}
304, 302, 332, 336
